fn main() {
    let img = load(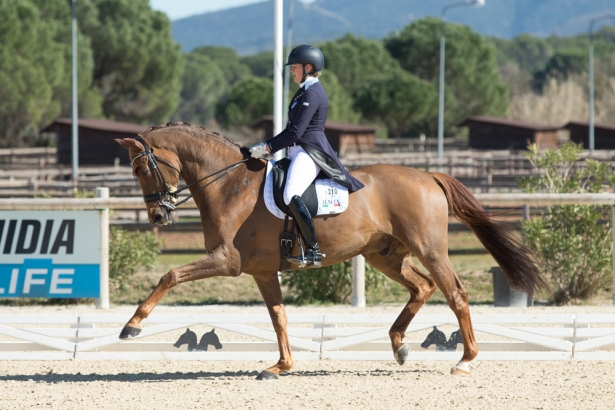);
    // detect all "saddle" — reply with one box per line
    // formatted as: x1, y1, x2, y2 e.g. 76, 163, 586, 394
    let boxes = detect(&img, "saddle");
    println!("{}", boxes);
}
271, 157, 319, 217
